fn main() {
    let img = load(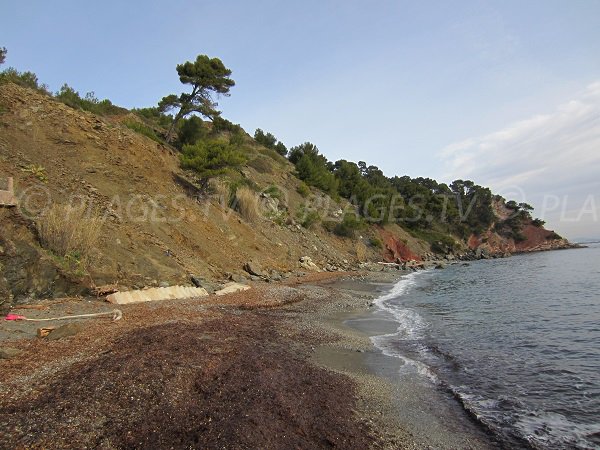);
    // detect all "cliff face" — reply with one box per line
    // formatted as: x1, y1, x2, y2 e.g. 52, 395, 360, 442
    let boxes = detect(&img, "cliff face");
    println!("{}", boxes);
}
467, 199, 573, 257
